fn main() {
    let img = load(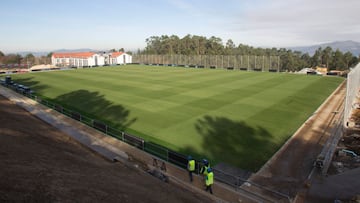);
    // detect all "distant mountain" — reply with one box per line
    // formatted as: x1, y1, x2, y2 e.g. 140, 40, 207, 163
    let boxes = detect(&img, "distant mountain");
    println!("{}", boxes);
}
15, 51, 49, 57
289, 40, 360, 56
13, 48, 99, 57
51, 48, 98, 53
